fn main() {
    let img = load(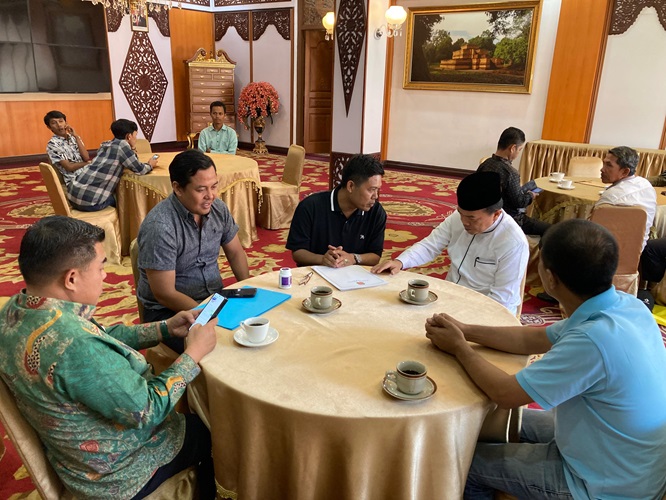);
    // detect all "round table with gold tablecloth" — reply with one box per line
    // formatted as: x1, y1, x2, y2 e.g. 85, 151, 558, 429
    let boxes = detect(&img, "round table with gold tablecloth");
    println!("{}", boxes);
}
188, 269, 527, 500
117, 152, 261, 255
